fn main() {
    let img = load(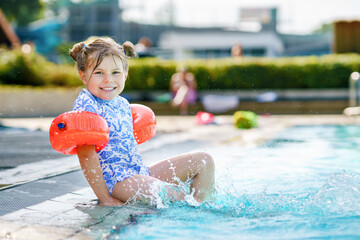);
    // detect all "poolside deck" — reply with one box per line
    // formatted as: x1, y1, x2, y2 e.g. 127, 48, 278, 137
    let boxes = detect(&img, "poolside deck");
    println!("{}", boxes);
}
0, 114, 359, 239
